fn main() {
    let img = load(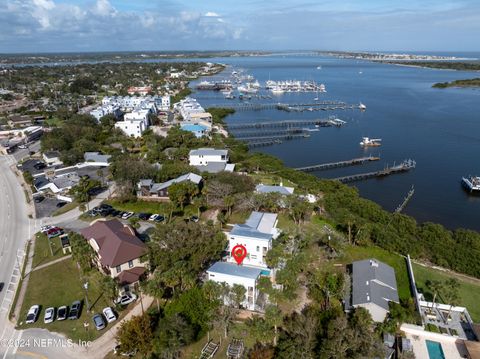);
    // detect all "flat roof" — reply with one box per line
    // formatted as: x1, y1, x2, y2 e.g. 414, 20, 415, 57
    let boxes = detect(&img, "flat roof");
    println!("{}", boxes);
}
207, 262, 262, 279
